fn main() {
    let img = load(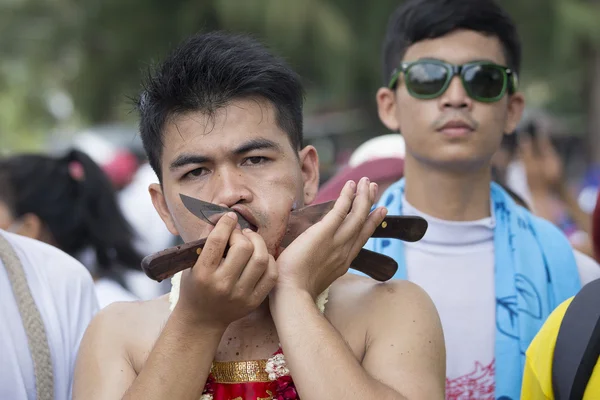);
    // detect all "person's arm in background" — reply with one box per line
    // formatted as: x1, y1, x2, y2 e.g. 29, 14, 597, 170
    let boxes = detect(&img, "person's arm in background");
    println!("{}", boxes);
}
555, 181, 592, 235
520, 133, 594, 257
519, 134, 561, 224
